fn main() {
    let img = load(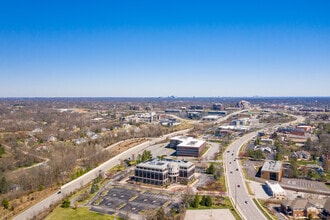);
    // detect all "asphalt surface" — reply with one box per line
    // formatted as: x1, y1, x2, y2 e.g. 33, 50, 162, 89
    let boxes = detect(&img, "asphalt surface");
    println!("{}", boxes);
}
223, 113, 305, 220
224, 131, 267, 220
